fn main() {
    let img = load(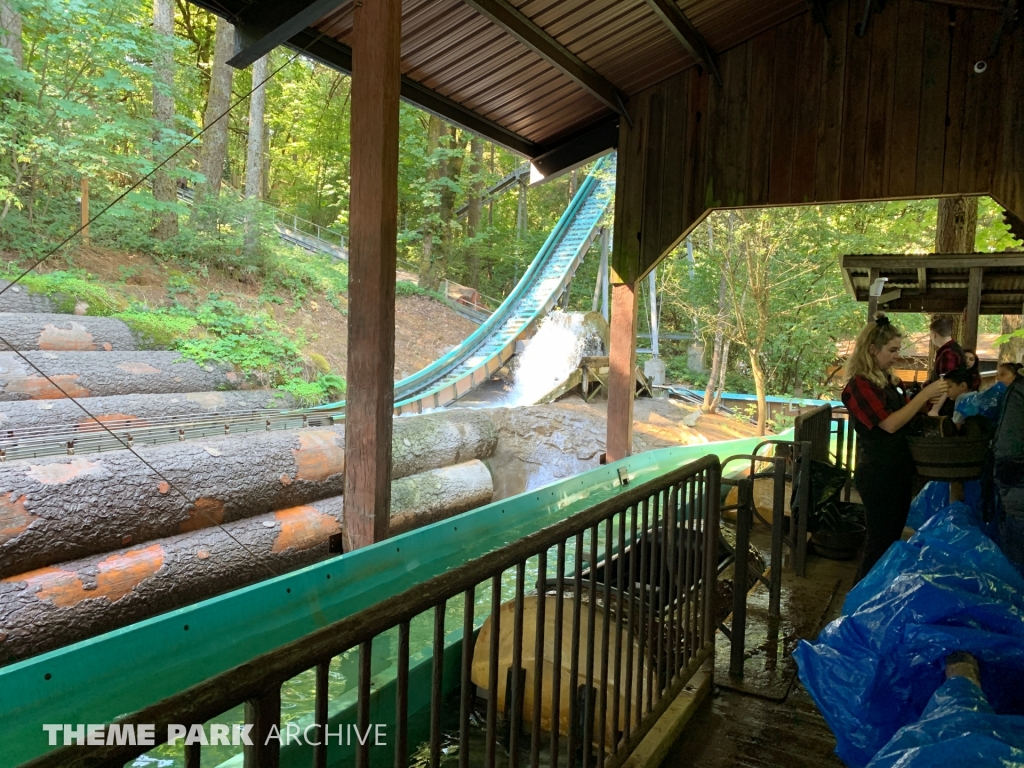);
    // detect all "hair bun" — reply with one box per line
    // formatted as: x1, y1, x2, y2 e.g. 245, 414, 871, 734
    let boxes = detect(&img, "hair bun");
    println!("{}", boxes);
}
874, 313, 891, 327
